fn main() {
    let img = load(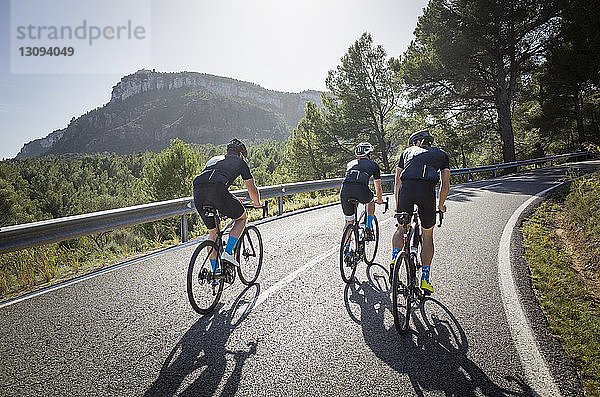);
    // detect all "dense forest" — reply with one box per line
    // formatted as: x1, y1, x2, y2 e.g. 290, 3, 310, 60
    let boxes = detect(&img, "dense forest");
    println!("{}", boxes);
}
0, 140, 289, 228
